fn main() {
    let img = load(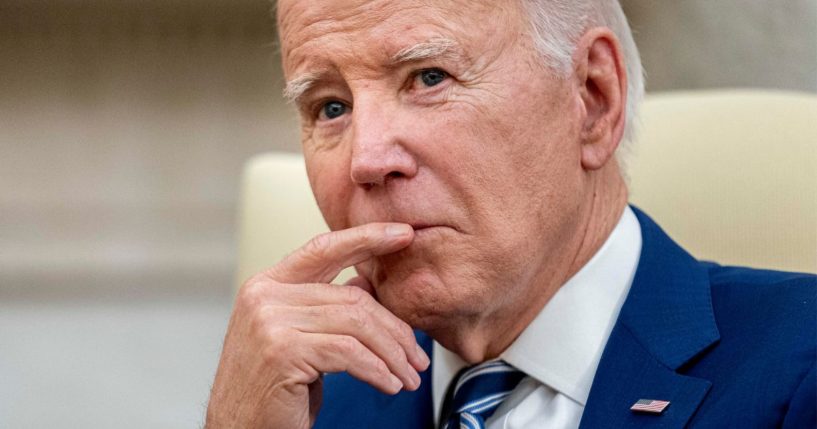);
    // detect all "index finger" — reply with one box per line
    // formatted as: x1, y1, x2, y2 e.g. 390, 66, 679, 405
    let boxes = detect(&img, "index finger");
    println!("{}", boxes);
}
266, 222, 414, 284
